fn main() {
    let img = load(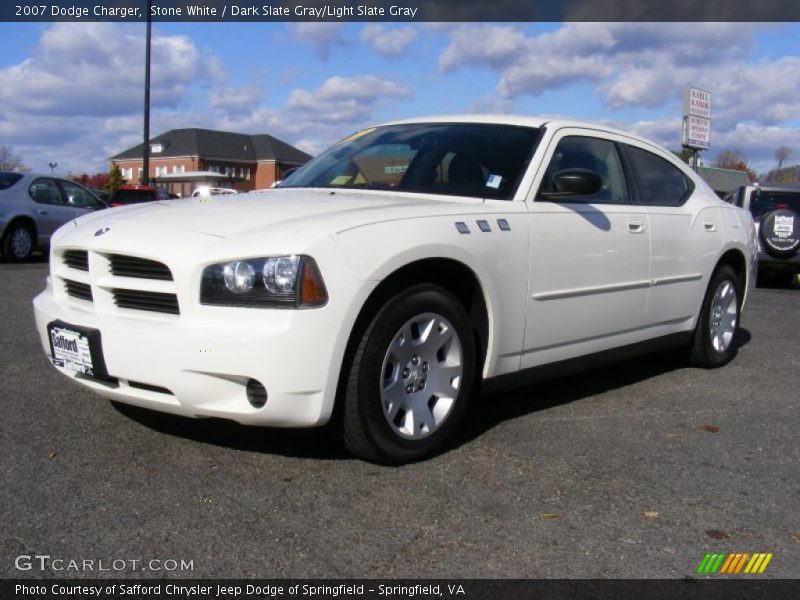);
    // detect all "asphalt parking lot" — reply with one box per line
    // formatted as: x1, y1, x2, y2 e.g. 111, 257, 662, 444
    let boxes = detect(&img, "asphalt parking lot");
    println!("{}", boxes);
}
1, 259, 798, 579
